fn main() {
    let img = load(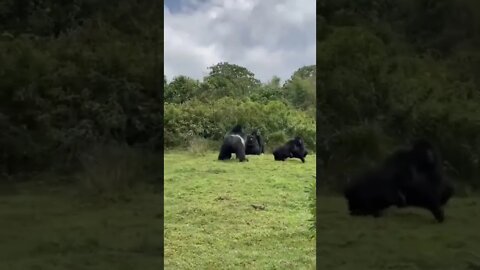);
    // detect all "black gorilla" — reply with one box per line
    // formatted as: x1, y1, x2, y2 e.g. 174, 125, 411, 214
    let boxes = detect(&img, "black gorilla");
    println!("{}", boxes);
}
254, 130, 265, 154
344, 168, 408, 217
344, 139, 454, 223
385, 139, 454, 222
273, 136, 308, 163
218, 125, 249, 162
245, 130, 265, 155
